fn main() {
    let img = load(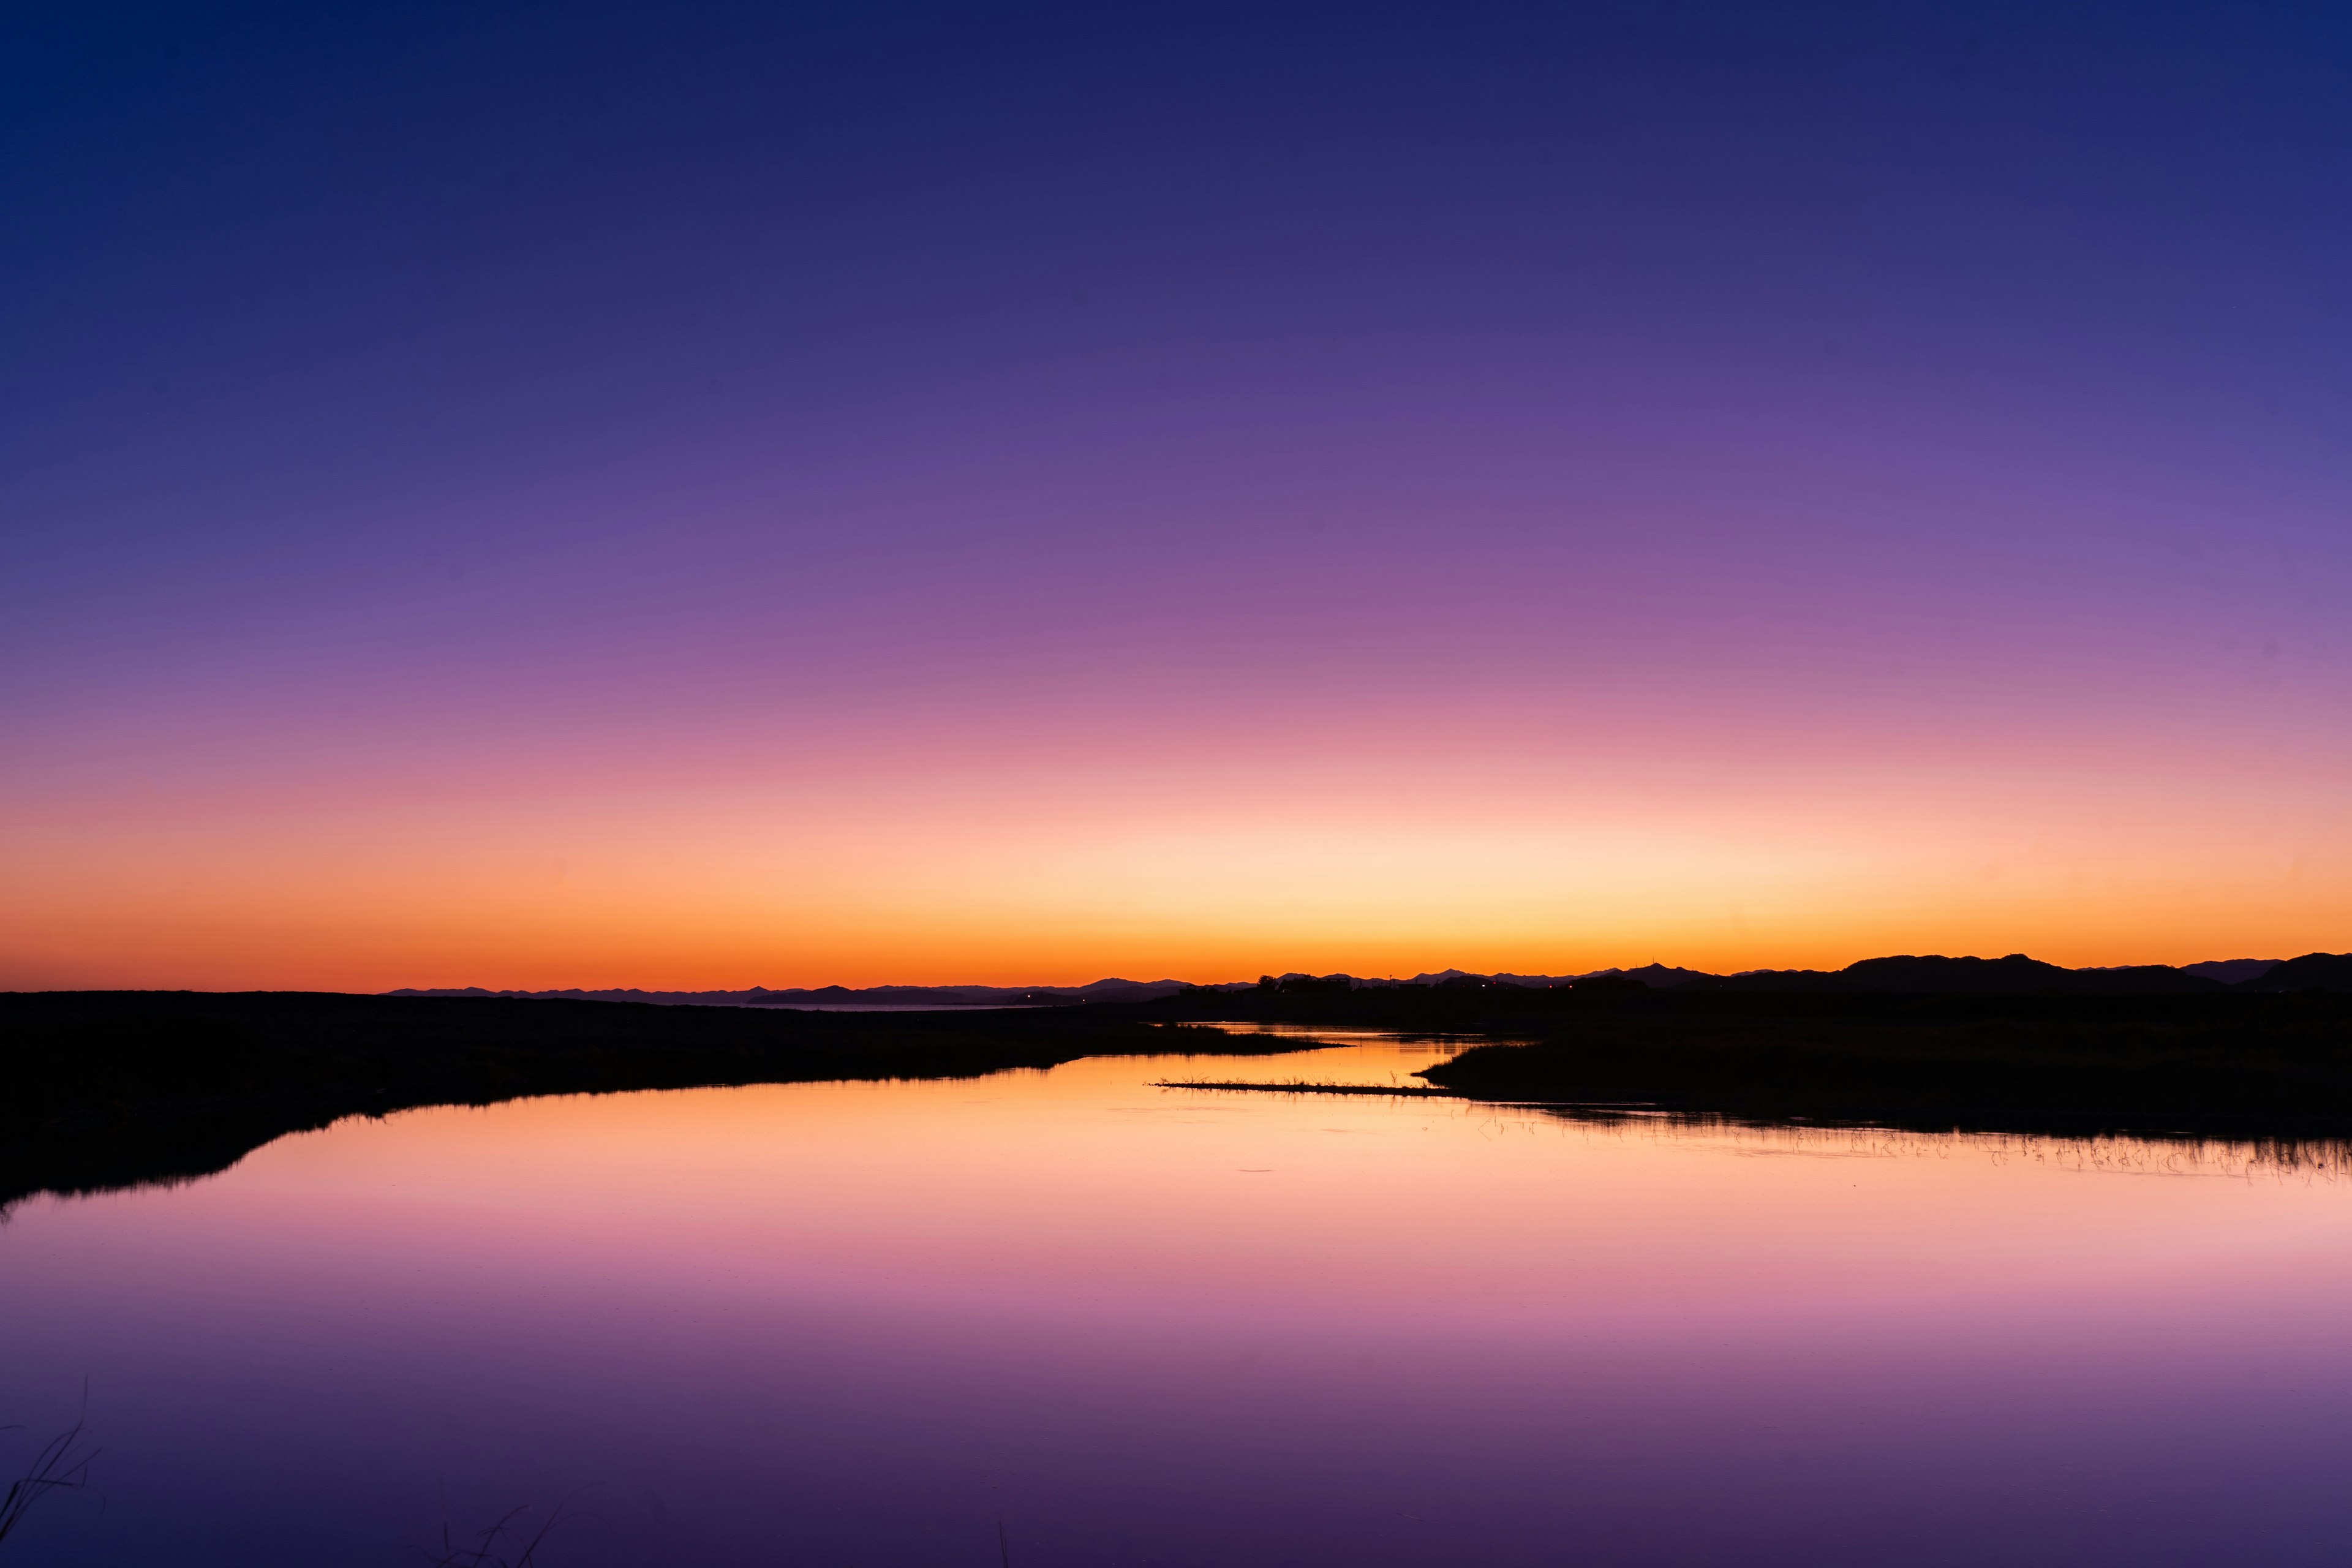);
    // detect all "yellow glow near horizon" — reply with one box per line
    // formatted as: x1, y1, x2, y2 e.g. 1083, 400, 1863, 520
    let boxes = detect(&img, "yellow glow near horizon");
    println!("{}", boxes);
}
6, 742, 2344, 988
